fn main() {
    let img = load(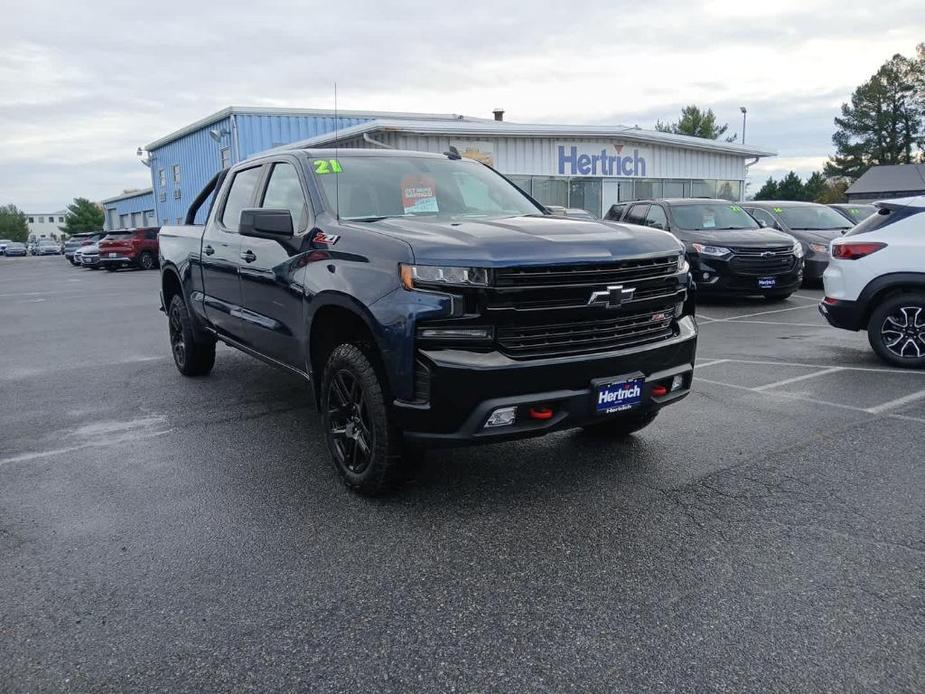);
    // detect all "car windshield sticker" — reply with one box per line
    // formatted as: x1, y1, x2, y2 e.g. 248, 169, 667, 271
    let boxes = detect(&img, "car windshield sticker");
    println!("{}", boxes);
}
401, 175, 439, 214
313, 159, 343, 175
729, 205, 742, 212
703, 214, 716, 229
773, 206, 783, 213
